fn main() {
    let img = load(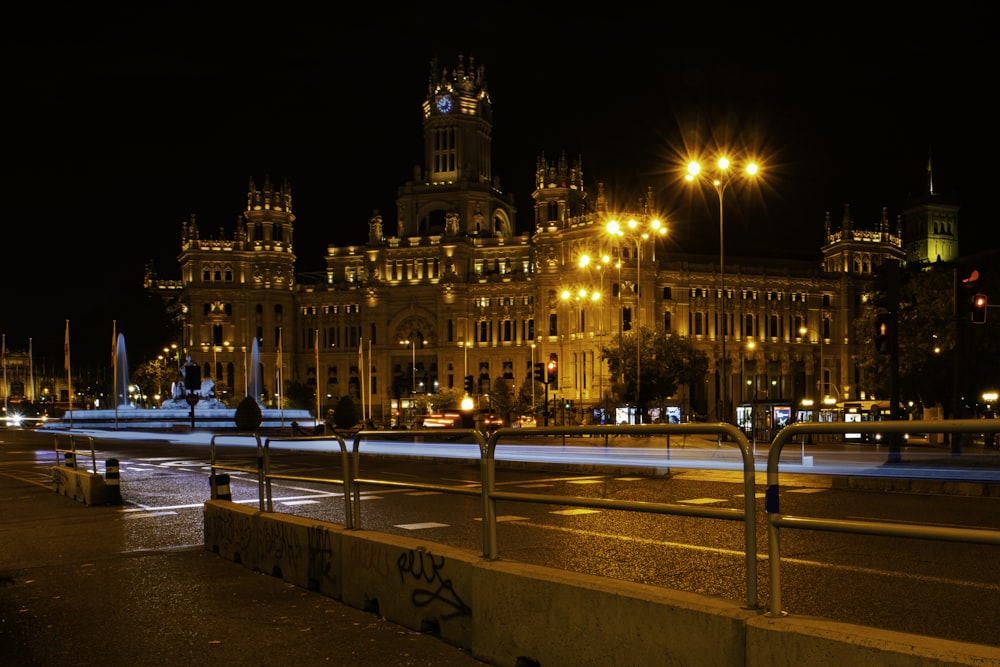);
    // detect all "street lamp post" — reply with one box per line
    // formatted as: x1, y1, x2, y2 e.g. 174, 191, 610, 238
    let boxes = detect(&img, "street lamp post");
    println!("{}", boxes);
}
401, 336, 425, 395
607, 217, 666, 424
686, 157, 760, 423
580, 253, 611, 419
